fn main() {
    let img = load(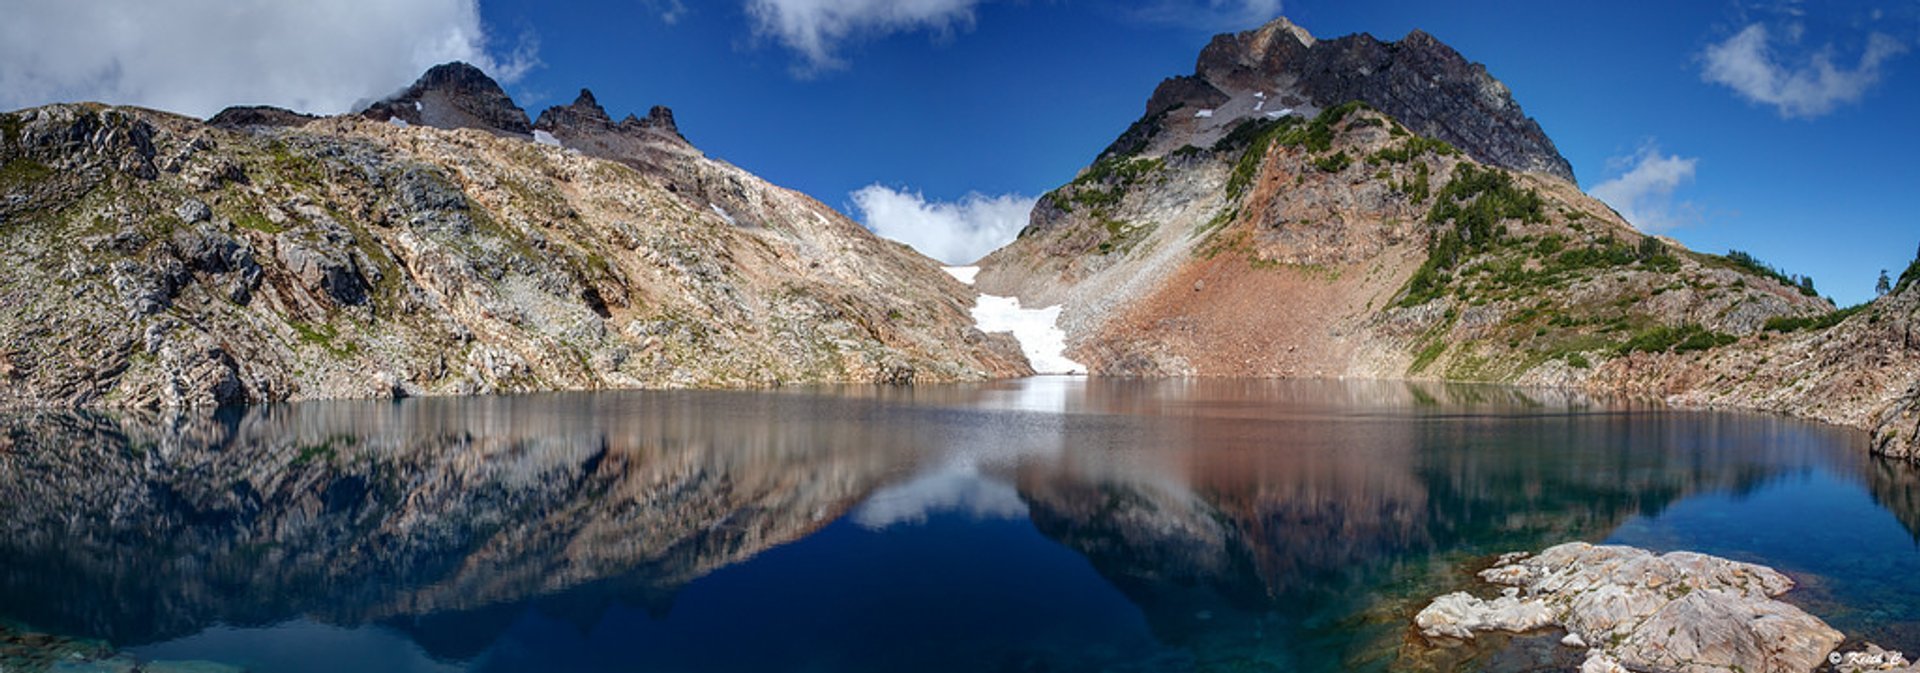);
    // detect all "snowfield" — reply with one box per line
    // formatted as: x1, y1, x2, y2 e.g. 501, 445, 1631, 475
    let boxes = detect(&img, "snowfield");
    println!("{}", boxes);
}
944, 267, 1086, 375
